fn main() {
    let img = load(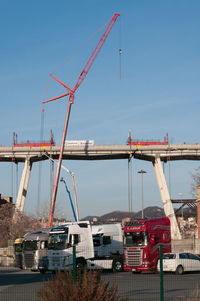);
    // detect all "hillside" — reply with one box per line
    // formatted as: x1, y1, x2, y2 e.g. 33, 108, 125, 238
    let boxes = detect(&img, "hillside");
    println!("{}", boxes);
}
82, 206, 165, 222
